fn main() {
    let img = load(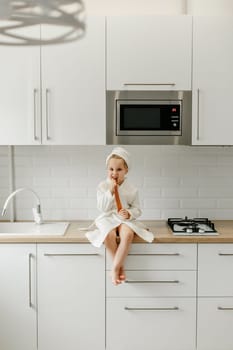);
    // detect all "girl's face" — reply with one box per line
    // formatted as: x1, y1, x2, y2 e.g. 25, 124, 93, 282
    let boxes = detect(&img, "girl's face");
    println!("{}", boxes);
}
107, 158, 128, 185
